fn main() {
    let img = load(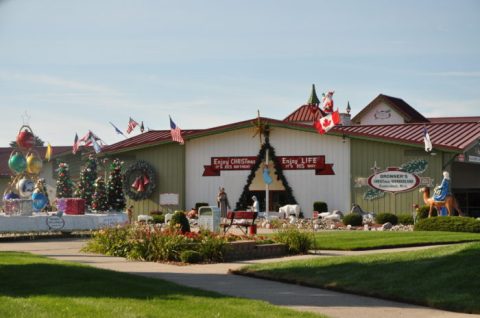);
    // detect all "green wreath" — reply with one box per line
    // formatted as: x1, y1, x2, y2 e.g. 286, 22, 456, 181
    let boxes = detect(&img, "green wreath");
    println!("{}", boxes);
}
123, 160, 157, 201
